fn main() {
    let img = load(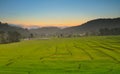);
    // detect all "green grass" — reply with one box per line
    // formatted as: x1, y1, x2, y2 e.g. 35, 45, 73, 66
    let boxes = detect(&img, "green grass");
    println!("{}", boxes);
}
0, 36, 120, 74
